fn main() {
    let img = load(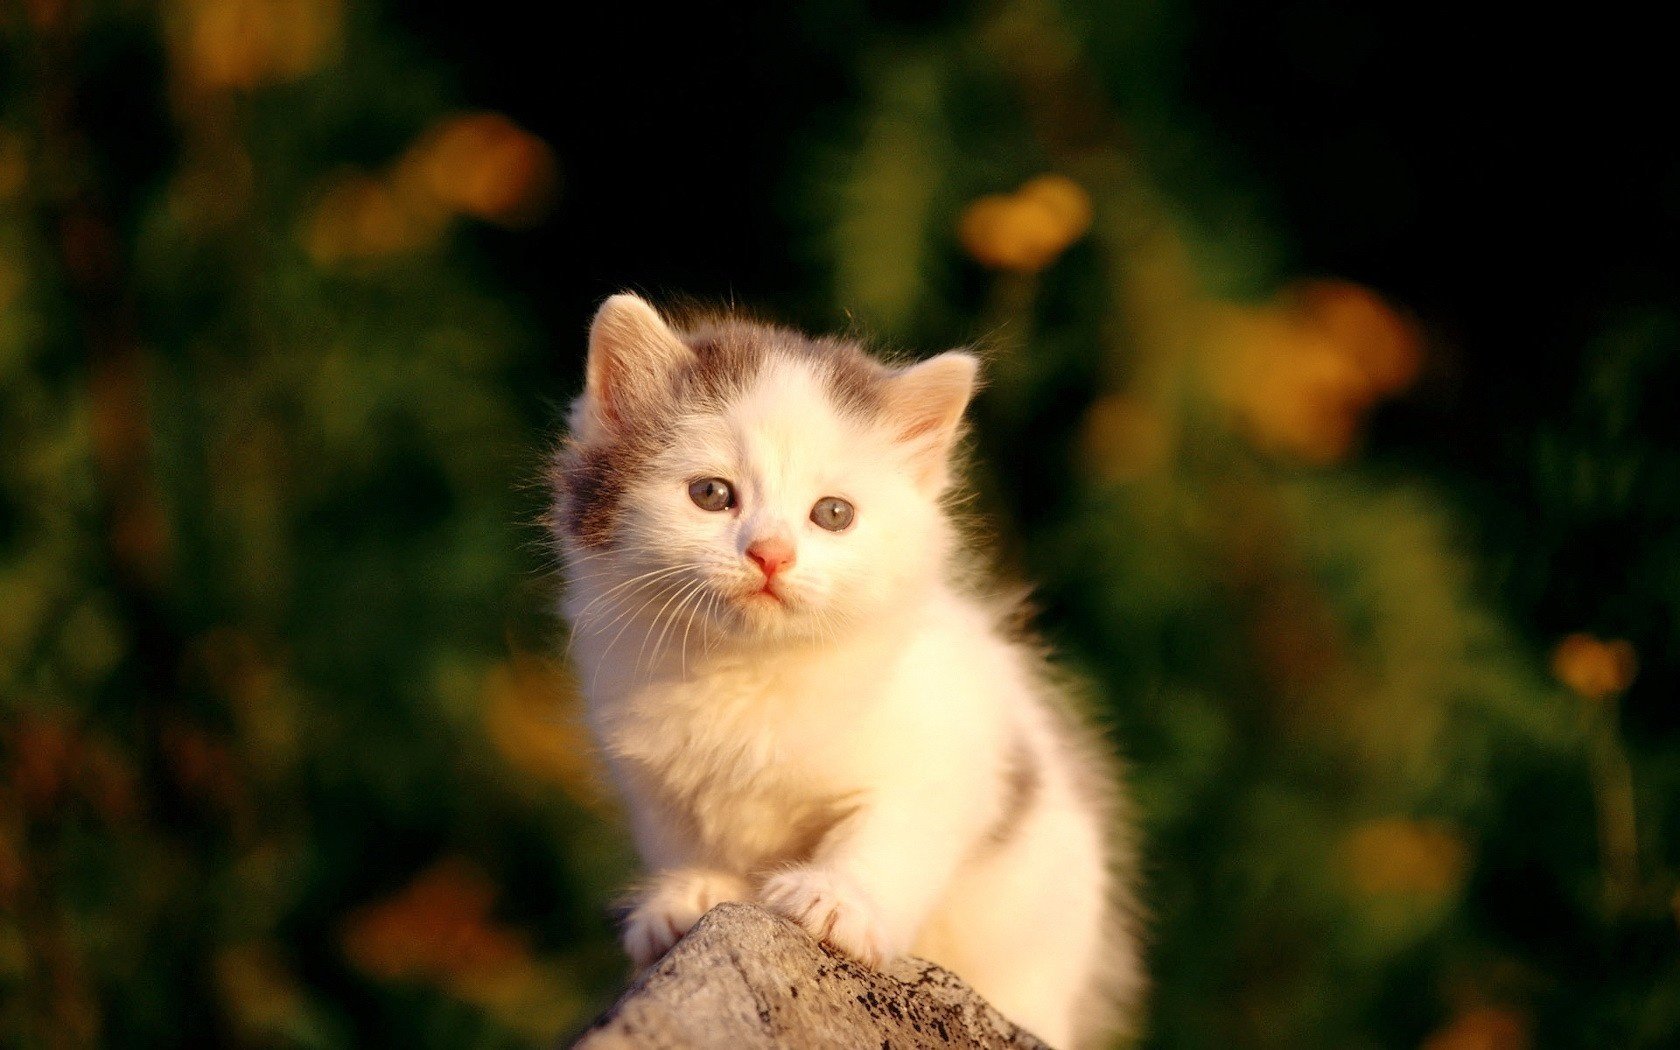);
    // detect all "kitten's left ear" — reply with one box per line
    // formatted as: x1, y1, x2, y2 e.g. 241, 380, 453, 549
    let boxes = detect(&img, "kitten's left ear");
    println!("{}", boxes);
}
579, 293, 692, 440
885, 351, 980, 492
